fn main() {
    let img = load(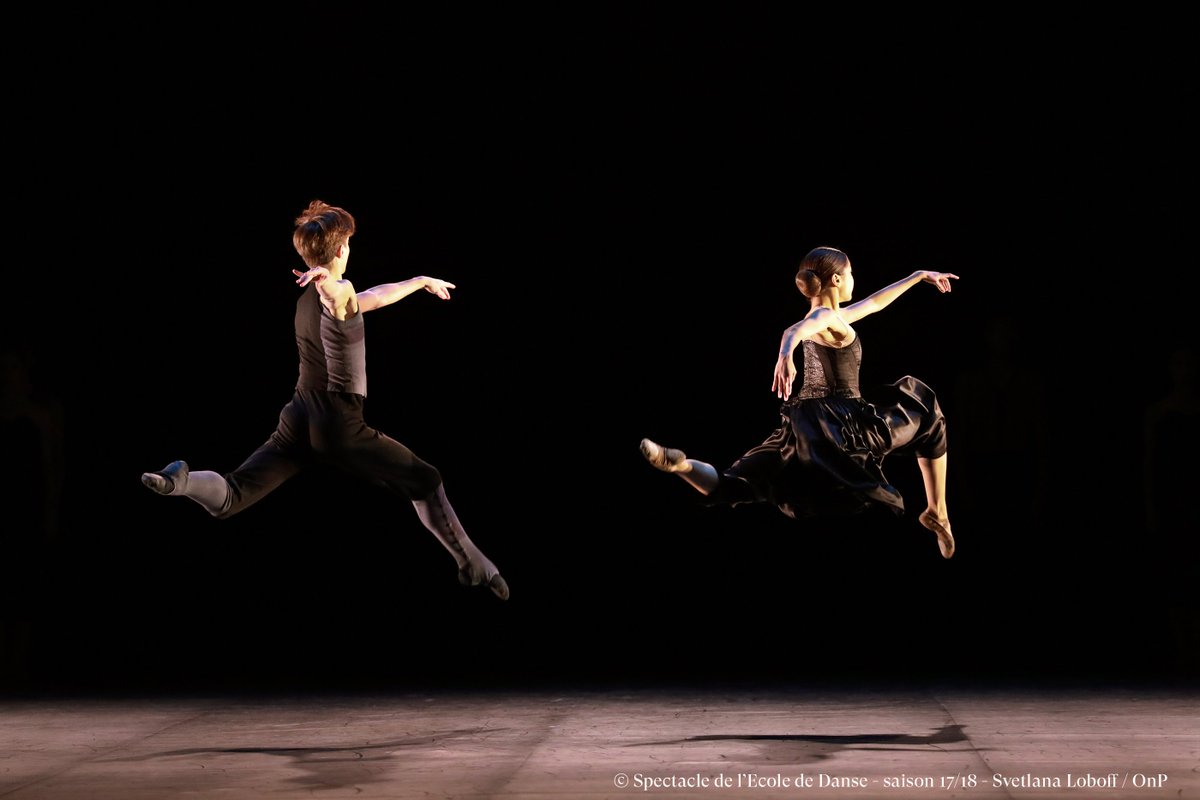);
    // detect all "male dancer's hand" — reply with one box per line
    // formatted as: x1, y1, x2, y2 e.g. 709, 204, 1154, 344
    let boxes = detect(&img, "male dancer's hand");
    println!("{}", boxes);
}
421, 277, 457, 300
293, 267, 330, 287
